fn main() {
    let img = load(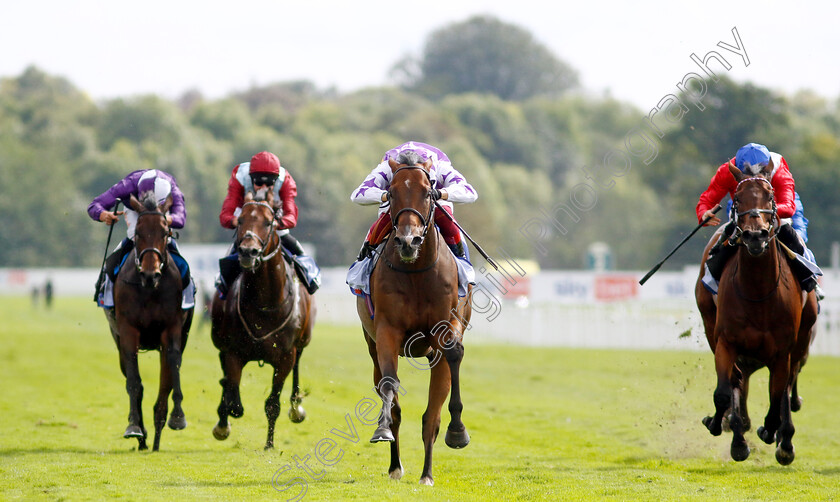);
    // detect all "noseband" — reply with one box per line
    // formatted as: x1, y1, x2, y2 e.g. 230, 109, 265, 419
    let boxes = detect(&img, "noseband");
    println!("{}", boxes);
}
134, 209, 170, 273
389, 165, 435, 239
238, 200, 281, 266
